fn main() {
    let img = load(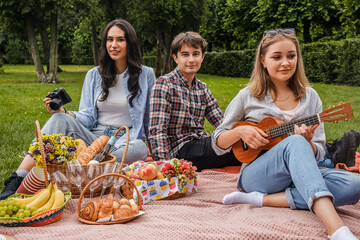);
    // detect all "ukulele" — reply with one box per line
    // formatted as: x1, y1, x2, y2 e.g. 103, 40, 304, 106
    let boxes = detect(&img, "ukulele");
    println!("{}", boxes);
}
232, 102, 353, 163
